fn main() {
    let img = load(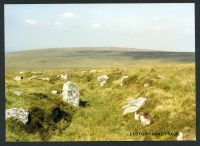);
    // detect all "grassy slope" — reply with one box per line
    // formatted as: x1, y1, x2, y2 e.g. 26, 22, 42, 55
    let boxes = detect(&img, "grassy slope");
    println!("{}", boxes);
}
5, 48, 194, 71
6, 64, 196, 141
